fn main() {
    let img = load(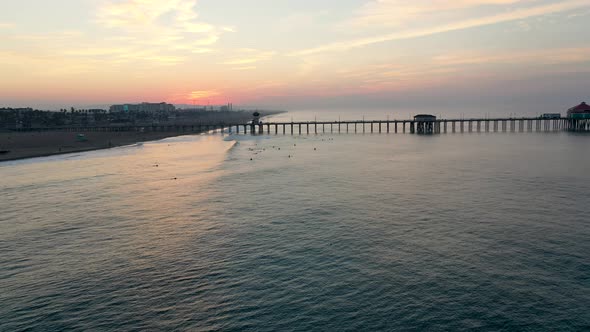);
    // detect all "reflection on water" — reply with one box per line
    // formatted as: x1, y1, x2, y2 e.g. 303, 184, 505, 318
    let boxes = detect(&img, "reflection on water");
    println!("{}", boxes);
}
1, 131, 589, 331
